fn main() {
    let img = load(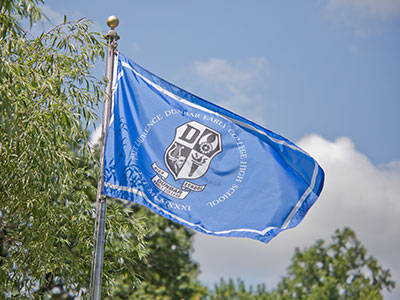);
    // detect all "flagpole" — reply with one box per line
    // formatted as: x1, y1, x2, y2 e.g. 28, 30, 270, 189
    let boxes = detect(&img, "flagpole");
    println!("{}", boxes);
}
89, 16, 119, 300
